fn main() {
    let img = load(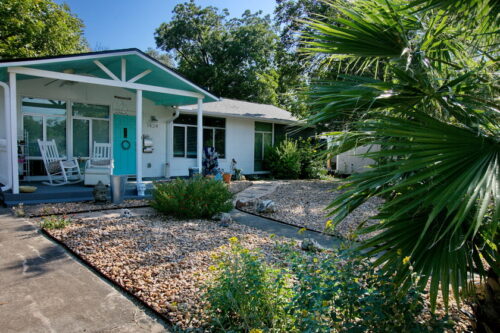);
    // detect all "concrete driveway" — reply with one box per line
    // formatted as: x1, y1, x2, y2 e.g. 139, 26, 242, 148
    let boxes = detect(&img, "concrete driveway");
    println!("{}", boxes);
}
0, 208, 170, 333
